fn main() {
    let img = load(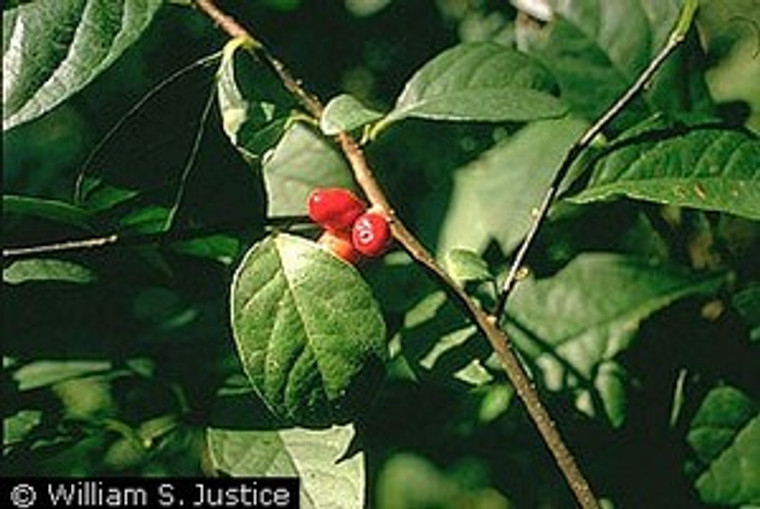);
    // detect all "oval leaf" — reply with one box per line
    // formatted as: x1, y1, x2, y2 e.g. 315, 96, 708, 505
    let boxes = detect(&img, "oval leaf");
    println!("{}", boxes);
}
230, 233, 388, 427
570, 117, 760, 220
320, 94, 384, 135
3, 195, 91, 229
13, 360, 112, 391
687, 385, 760, 506
3, 0, 163, 131
3, 259, 97, 285
208, 424, 364, 509
380, 42, 566, 129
